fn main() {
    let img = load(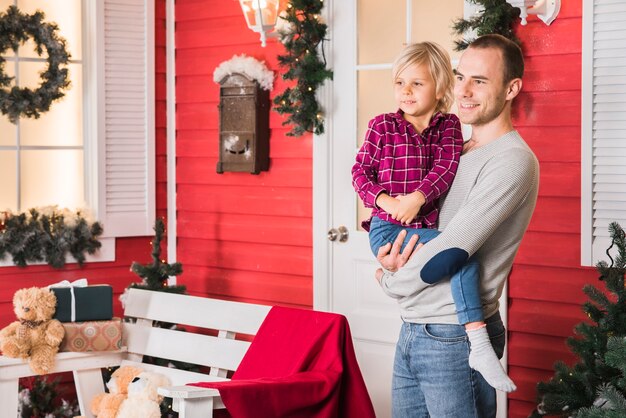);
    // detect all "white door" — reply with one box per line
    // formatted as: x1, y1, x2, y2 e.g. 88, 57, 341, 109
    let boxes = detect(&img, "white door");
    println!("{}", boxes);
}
315, 2, 489, 417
